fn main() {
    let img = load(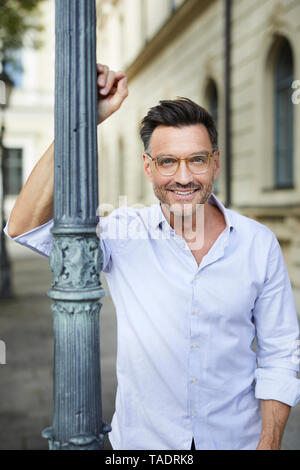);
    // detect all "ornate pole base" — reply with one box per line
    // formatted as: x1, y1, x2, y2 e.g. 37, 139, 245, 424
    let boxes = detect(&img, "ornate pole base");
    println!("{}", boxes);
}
42, 424, 111, 450
44, 232, 107, 449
